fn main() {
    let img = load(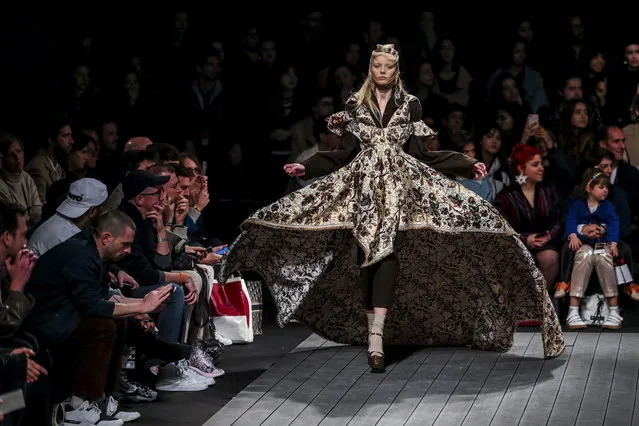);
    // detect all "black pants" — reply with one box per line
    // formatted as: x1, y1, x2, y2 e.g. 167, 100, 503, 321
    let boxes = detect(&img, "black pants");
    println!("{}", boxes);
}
358, 231, 406, 310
